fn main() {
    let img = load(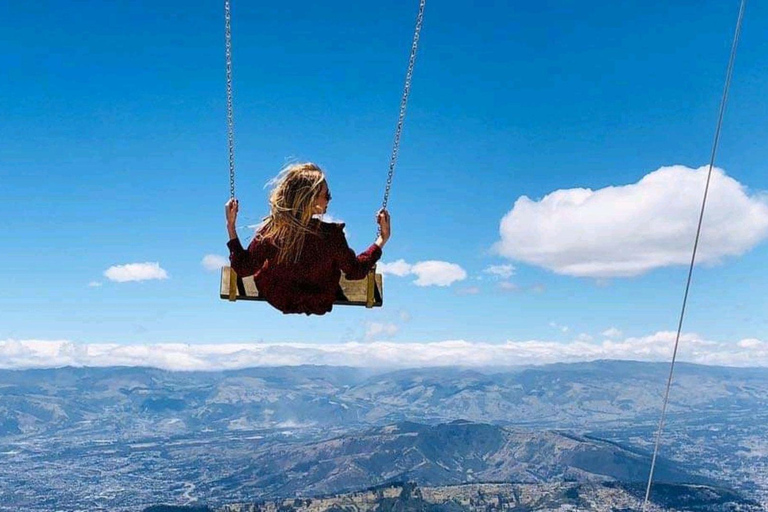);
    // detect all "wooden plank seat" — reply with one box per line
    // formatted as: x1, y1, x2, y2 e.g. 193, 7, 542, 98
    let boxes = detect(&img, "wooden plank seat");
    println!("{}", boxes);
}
219, 267, 383, 308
